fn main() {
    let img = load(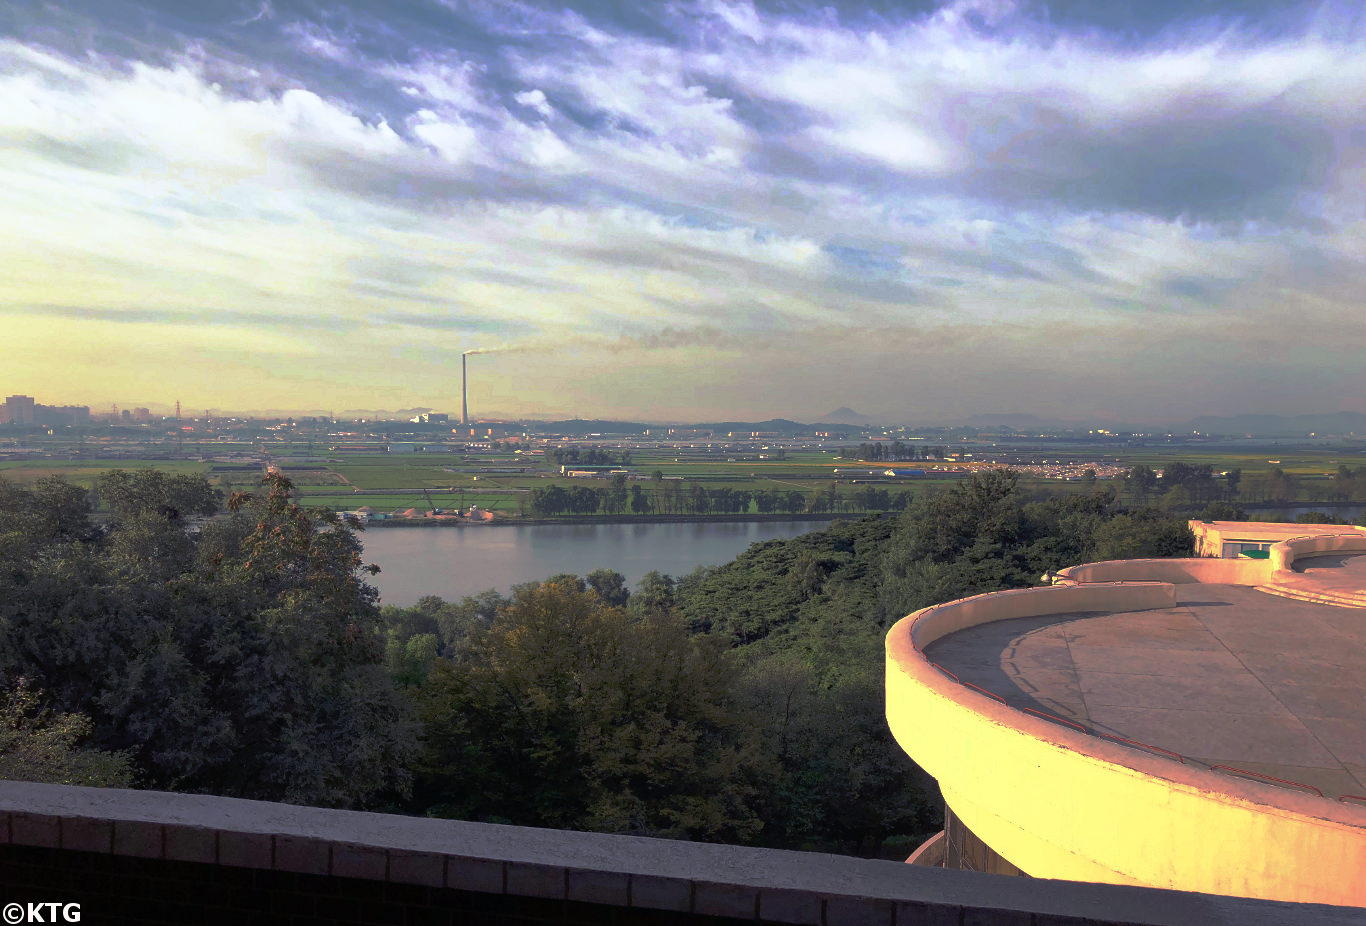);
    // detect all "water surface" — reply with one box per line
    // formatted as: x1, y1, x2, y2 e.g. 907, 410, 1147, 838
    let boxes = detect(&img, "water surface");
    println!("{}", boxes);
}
360, 520, 826, 606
